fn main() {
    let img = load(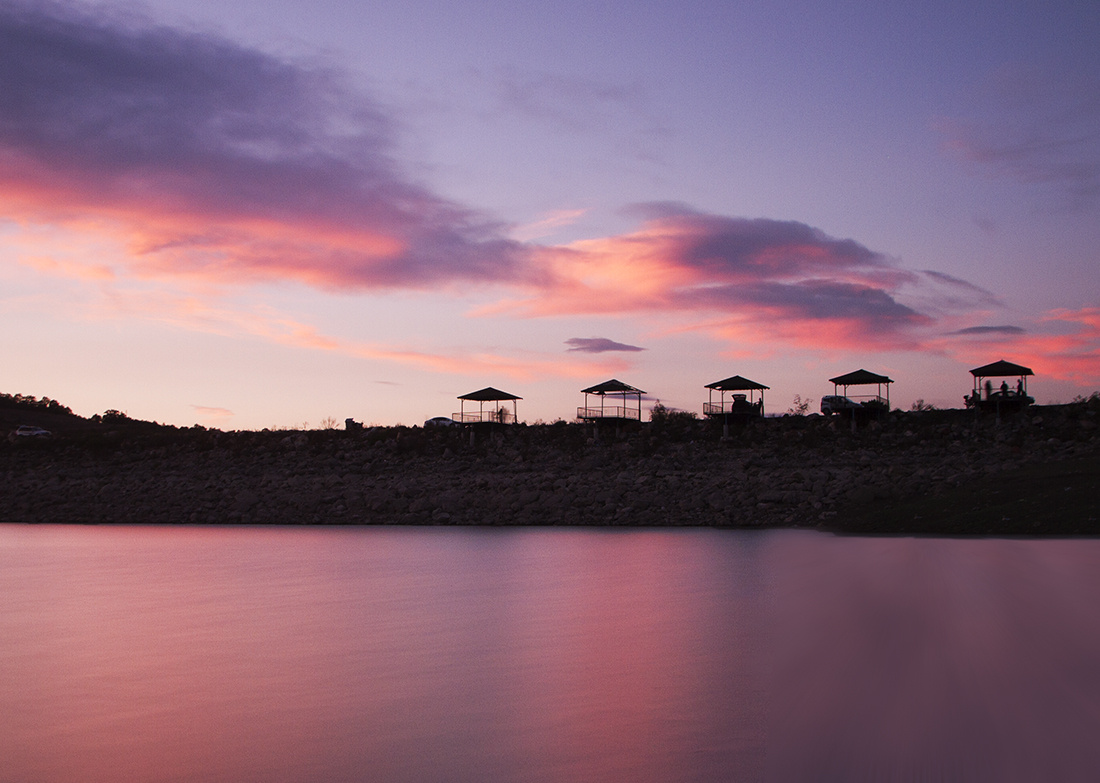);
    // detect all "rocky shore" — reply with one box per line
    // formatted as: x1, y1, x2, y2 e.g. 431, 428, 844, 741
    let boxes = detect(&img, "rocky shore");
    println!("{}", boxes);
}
3, 398, 1098, 534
